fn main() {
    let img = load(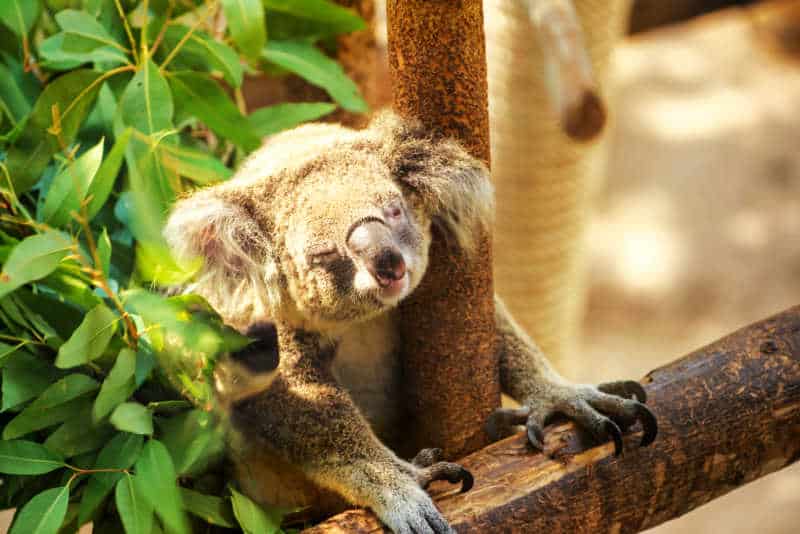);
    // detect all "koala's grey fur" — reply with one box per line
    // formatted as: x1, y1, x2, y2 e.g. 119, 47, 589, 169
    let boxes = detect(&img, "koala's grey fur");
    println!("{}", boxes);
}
165, 112, 656, 534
